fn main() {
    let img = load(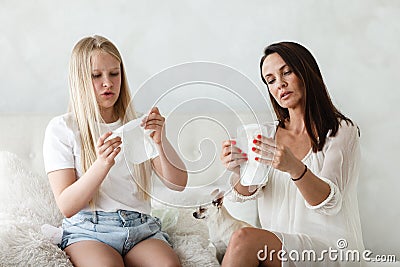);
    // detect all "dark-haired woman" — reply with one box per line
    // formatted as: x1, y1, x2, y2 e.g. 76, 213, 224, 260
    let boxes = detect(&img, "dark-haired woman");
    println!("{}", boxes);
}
220, 42, 364, 267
